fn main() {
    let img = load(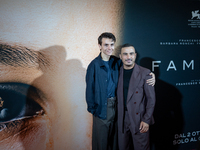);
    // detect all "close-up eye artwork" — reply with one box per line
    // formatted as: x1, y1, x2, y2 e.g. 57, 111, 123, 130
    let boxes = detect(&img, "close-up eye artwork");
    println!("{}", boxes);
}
0, 83, 45, 137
